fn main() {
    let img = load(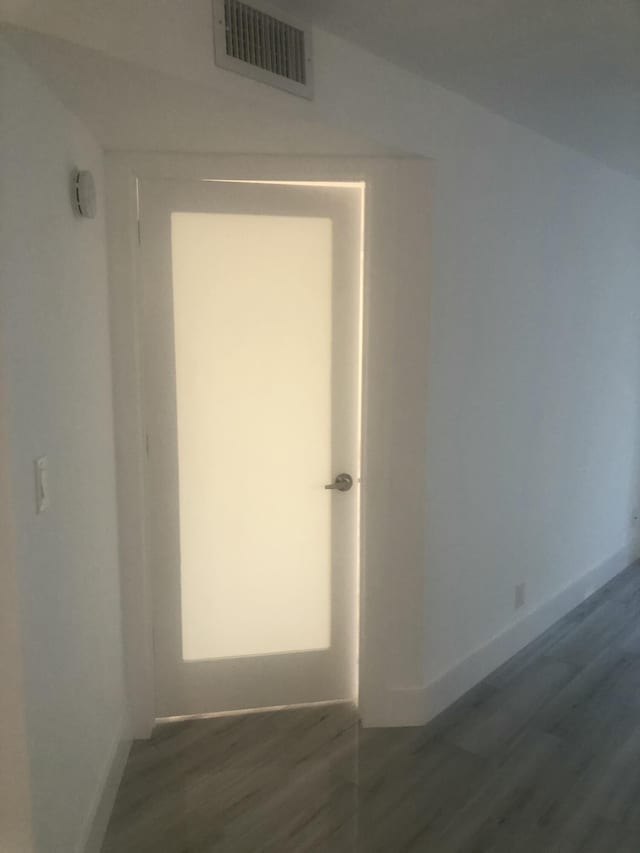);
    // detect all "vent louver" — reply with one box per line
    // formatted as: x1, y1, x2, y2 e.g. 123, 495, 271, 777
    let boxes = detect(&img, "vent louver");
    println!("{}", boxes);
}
213, 0, 313, 98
